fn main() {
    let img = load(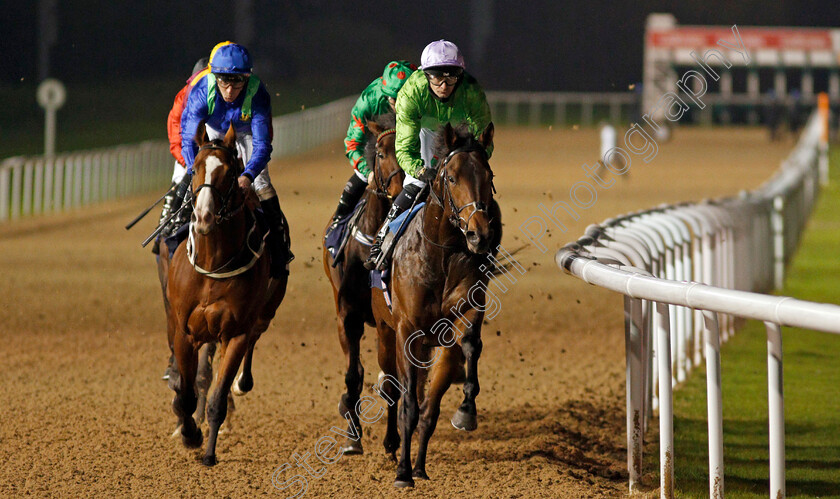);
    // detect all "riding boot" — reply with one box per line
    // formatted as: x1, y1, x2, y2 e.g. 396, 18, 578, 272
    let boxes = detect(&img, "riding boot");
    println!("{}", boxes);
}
156, 175, 193, 254
326, 173, 367, 238
363, 183, 423, 271
151, 182, 176, 255
260, 195, 294, 278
